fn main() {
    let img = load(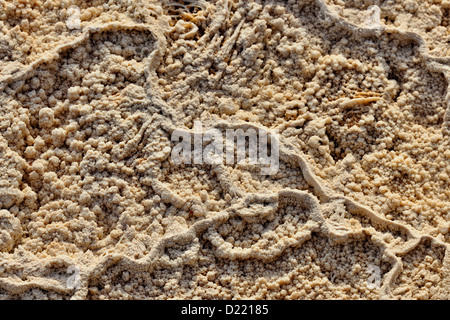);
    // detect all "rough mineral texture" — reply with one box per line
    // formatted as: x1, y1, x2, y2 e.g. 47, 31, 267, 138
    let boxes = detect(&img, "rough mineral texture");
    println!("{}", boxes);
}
0, 0, 449, 300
